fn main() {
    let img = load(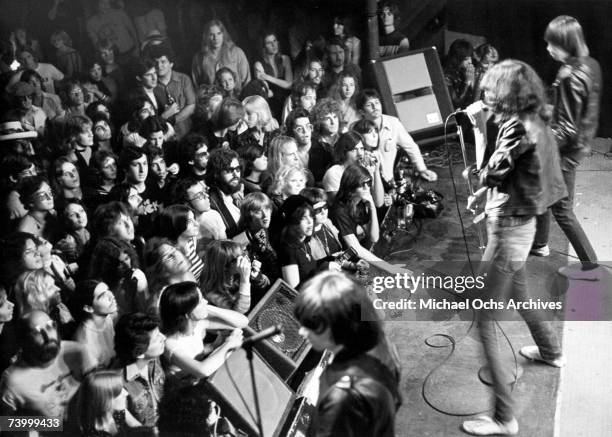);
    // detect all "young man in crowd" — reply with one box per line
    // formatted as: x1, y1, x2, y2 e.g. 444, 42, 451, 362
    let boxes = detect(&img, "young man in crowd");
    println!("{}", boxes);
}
286, 108, 314, 171
308, 98, 342, 182
206, 148, 243, 238
357, 88, 437, 183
